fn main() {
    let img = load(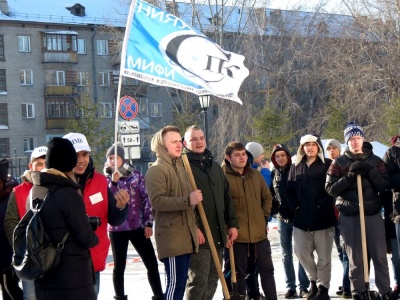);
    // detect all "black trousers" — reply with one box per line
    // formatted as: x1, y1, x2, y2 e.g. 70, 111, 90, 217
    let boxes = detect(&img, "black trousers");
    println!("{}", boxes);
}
109, 228, 163, 297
